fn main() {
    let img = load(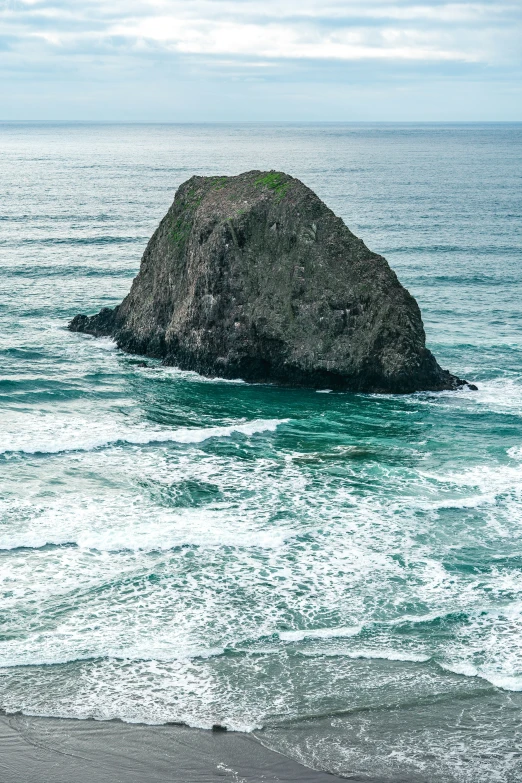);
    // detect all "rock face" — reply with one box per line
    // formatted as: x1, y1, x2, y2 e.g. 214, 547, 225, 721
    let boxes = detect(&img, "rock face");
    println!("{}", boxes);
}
69, 170, 469, 393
